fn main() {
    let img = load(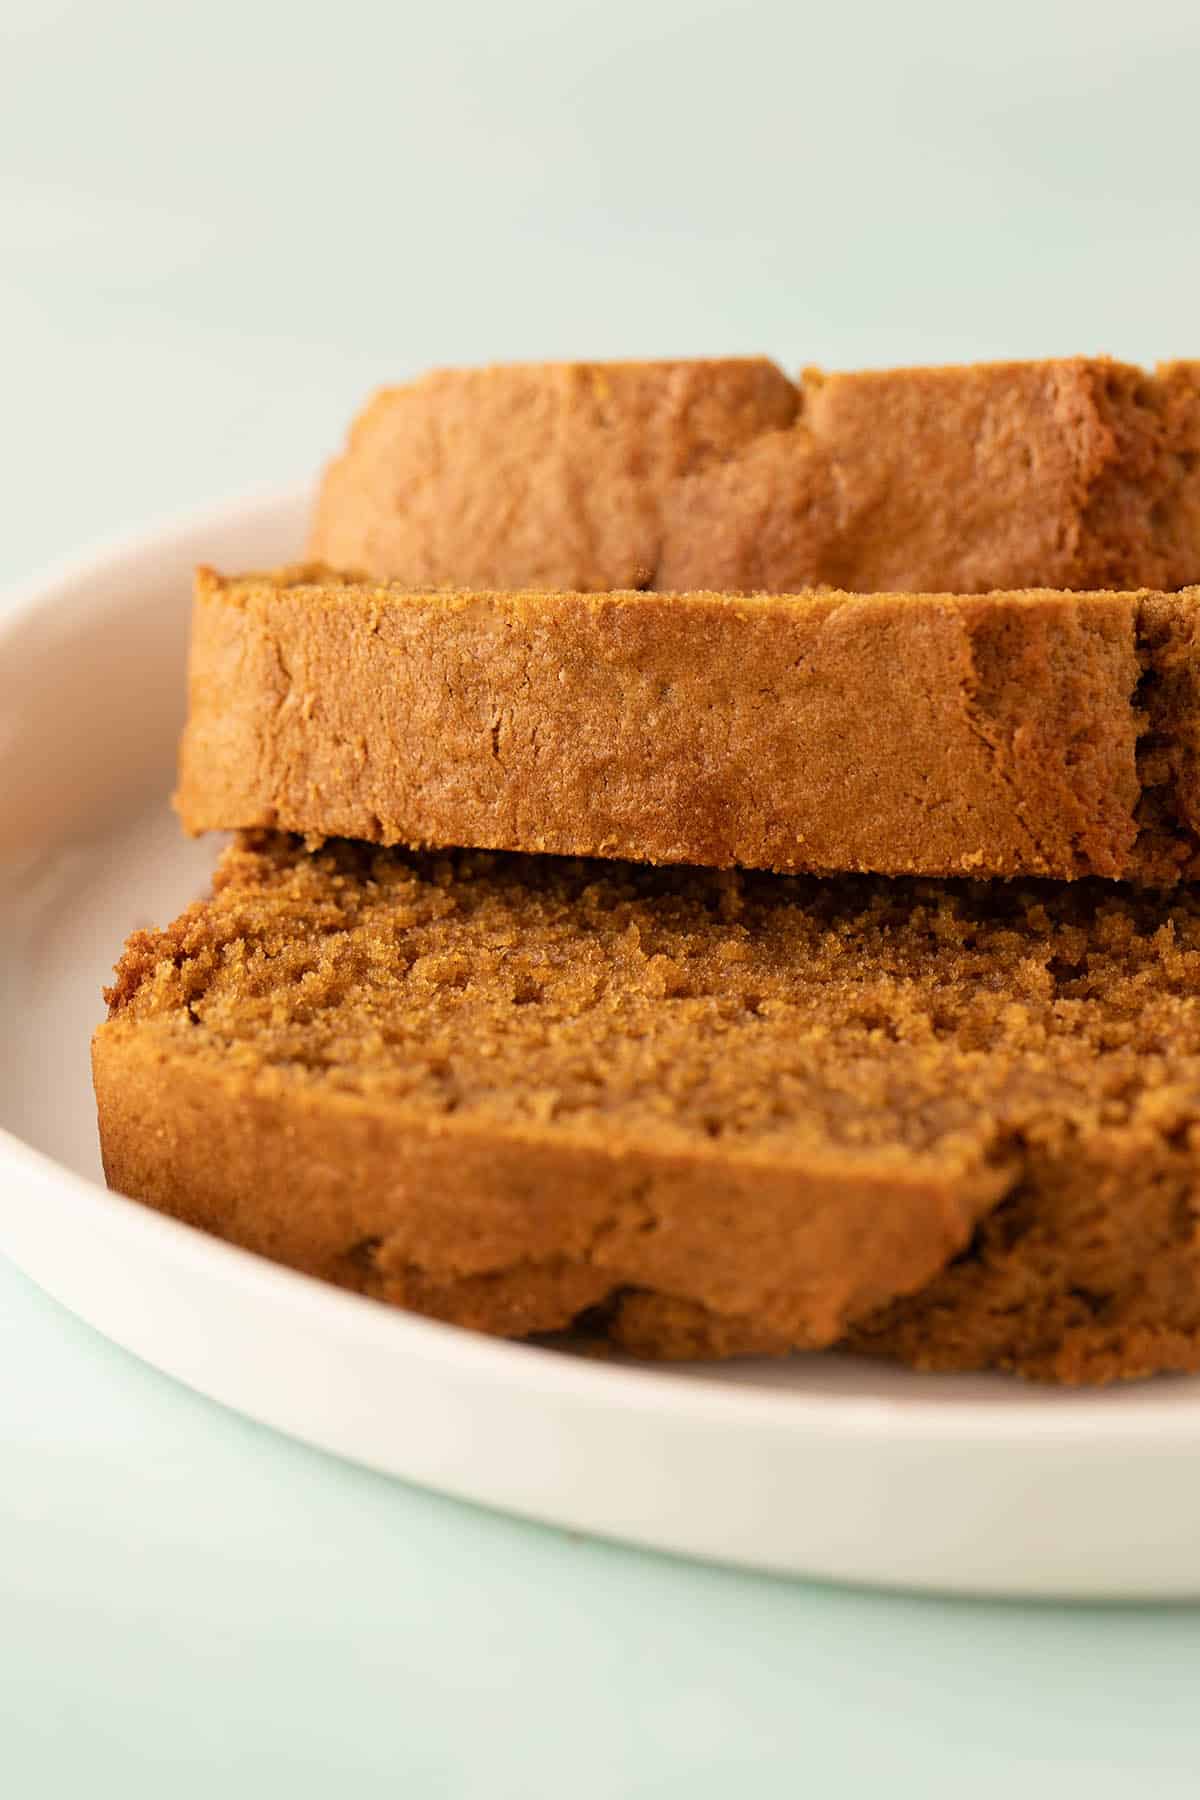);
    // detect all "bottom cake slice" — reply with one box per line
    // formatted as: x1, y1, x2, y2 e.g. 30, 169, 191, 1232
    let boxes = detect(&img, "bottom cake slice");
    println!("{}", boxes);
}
93, 835, 1200, 1381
